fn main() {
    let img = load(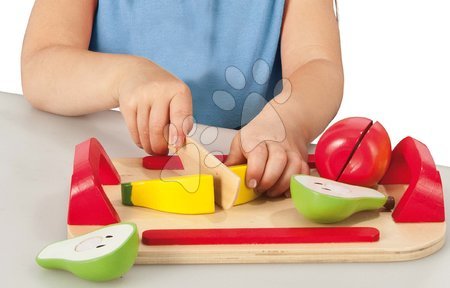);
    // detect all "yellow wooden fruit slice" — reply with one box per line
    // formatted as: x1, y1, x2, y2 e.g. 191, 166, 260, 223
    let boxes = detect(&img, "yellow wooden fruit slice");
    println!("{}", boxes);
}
230, 165, 261, 205
121, 174, 215, 214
